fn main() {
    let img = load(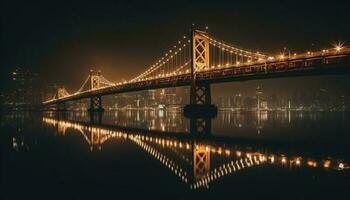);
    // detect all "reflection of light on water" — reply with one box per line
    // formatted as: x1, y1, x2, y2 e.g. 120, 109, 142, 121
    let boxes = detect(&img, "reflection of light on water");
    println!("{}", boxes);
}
42, 117, 350, 190
158, 110, 164, 118
114, 111, 118, 118
288, 111, 291, 123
